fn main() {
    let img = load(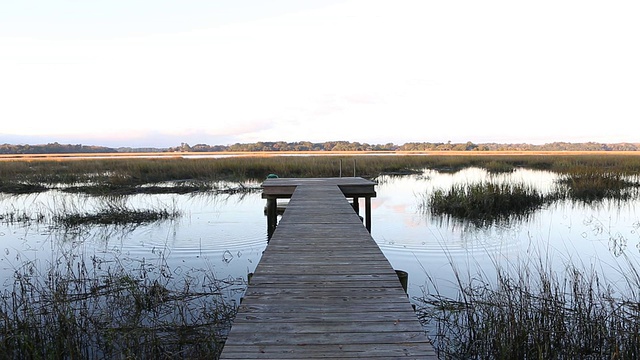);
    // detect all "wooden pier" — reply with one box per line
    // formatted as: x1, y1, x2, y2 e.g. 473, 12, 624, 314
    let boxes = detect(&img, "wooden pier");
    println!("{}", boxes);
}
220, 178, 436, 359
